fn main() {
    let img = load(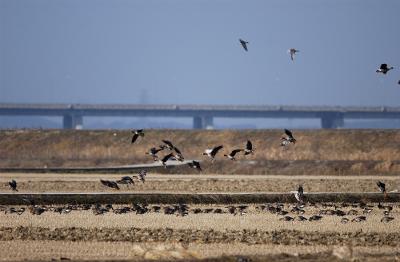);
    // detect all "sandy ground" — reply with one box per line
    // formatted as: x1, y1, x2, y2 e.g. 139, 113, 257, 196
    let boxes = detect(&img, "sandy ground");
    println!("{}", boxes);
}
0, 203, 399, 261
1, 172, 400, 261
1, 173, 399, 193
